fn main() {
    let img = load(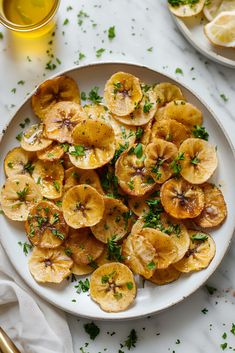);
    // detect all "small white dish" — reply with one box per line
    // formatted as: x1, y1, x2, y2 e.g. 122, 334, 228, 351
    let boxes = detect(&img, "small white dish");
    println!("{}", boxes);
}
173, 14, 235, 68
0, 62, 235, 320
